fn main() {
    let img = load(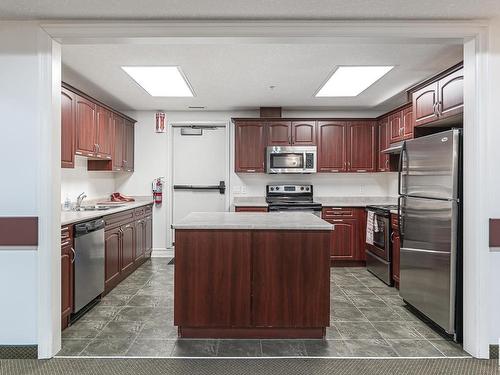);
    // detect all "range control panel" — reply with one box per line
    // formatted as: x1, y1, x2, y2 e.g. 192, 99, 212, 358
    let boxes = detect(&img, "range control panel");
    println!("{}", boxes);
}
266, 184, 313, 194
